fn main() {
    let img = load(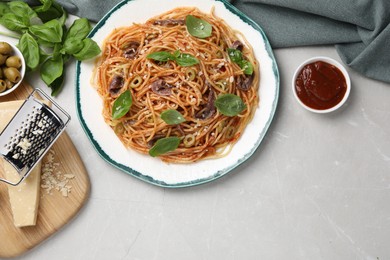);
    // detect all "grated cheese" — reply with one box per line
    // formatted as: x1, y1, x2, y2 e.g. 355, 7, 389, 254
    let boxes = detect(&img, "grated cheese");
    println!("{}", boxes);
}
40, 149, 75, 197
17, 138, 31, 154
